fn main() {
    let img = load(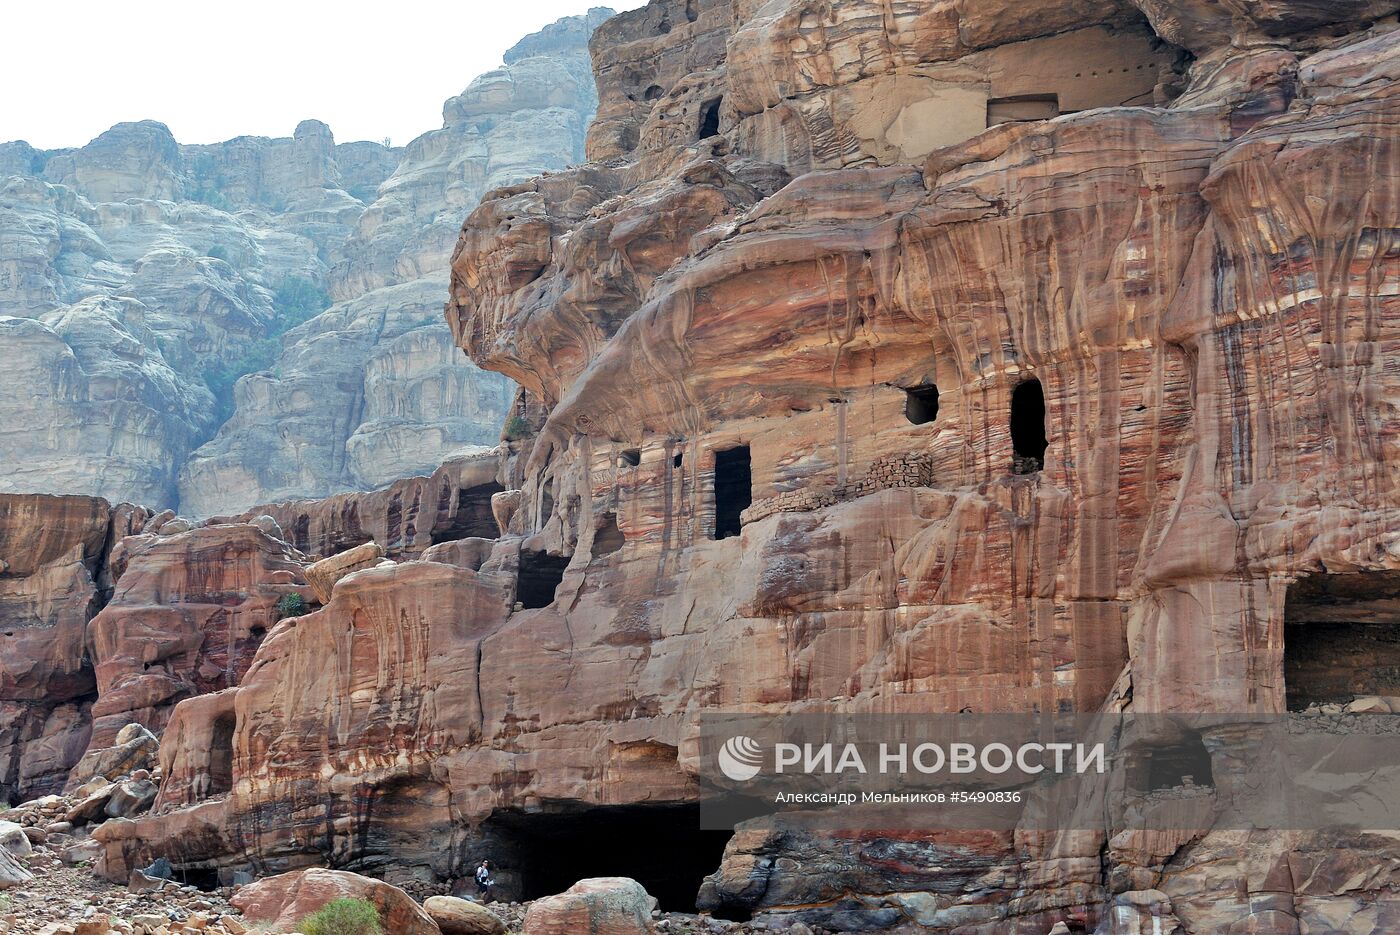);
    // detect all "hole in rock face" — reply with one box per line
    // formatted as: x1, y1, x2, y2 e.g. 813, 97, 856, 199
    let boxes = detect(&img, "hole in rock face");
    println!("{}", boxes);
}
1010, 379, 1048, 474
713, 446, 751, 540
177, 866, 222, 892
698, 97, 722, 139
518, 550, 569, 609
619, 448, 641, 467
592, 513, 625, 558
904, 384, 939, 425
208, 712, 235, 797
1284, 571, 1400, 711
644, 84, 664, 101
673, 450, 684, 469
431, 482, 505, 544
986, 94, 1060, 126
484, 805, 731, 912
1144, 733, 1214, 791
